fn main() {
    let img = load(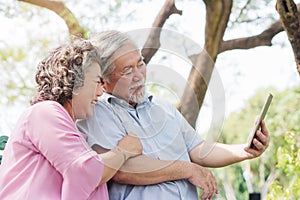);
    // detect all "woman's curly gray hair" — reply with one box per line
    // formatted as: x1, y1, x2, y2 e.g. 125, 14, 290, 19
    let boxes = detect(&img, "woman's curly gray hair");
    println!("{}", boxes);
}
31, 39, 101, 105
